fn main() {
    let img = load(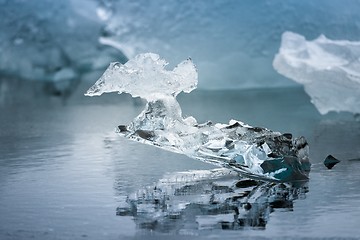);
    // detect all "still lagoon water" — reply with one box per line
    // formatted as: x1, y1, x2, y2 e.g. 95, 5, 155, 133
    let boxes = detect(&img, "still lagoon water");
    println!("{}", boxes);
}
1, 84, 360, 239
